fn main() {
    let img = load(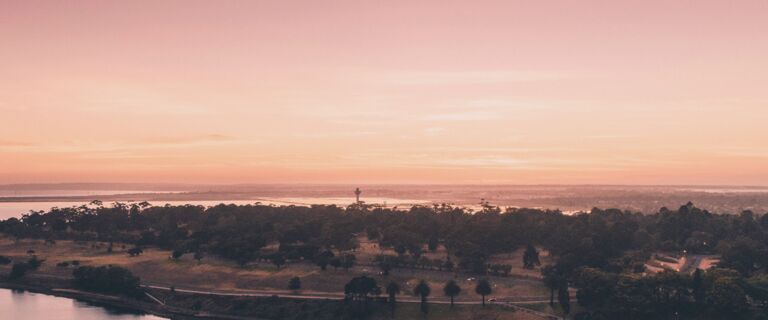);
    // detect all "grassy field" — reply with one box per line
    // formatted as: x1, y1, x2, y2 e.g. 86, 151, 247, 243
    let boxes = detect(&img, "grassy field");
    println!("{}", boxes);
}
0, 236, 550, 304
